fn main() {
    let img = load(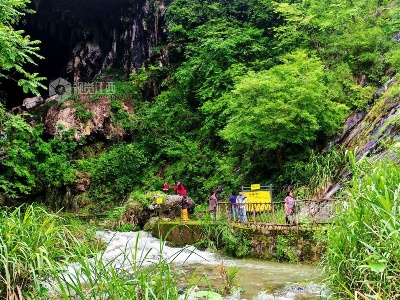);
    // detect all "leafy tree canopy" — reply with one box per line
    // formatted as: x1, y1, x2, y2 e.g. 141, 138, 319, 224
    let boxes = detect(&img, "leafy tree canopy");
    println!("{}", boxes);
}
273, 0, 400, 85
0, 0, 45, 95
220, 50, 348, 168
